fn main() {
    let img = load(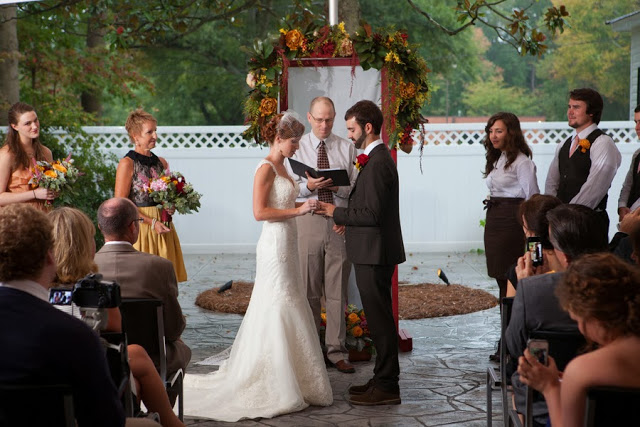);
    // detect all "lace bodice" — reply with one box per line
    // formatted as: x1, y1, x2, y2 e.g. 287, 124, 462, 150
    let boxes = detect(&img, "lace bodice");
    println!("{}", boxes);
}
255, 160, 299, 211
